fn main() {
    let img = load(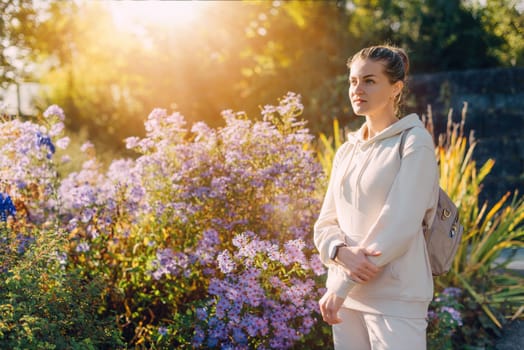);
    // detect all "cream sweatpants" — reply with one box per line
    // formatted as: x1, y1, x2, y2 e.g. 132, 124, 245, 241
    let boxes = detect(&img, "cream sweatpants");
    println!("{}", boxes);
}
332, 307, 427, 350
